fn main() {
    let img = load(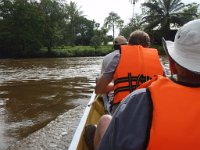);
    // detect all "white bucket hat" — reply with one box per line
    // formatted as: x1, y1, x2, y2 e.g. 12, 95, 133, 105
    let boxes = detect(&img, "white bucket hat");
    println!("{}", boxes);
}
162, 19, 200, 73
